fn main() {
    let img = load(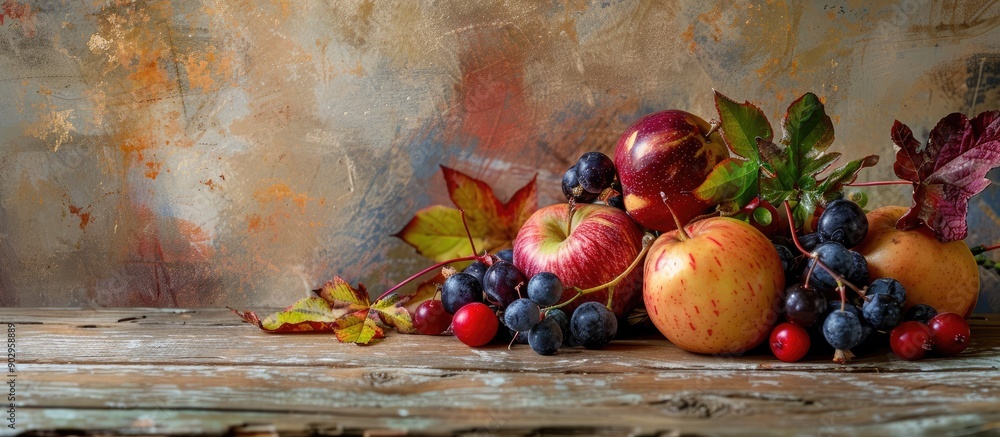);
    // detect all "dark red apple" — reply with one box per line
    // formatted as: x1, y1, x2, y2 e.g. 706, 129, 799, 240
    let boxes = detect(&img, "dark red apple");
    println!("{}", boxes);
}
614, 110, 729, 232
512, 203, 645, 318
